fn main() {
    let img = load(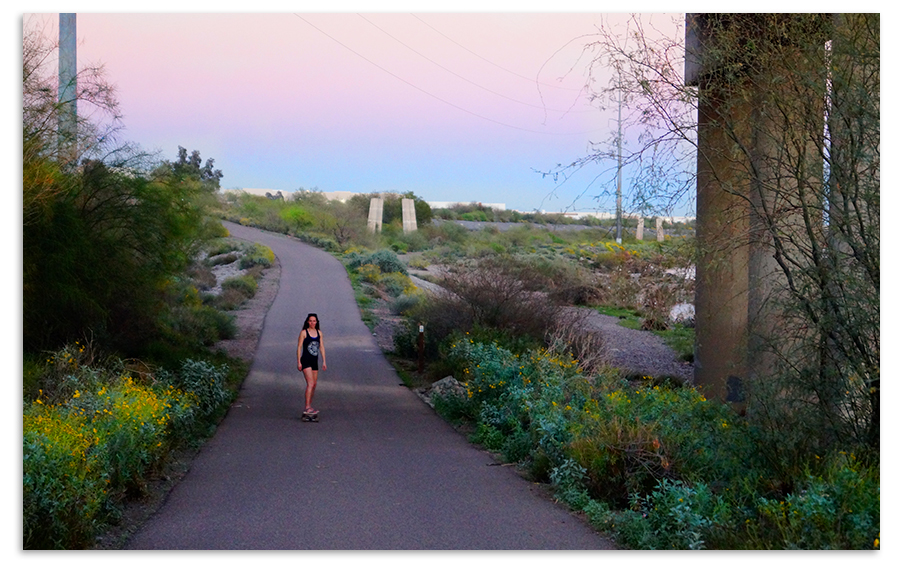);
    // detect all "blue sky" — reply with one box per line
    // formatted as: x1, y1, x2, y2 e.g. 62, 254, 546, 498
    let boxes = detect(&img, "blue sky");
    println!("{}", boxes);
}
23, 8, 695, 215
